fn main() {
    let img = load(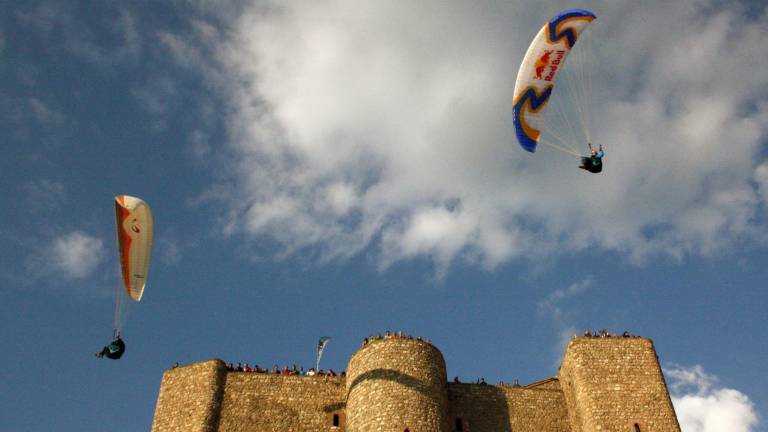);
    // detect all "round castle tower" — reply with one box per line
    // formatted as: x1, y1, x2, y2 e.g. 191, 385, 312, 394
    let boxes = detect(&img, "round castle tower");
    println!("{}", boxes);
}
345, 337, 449, 432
